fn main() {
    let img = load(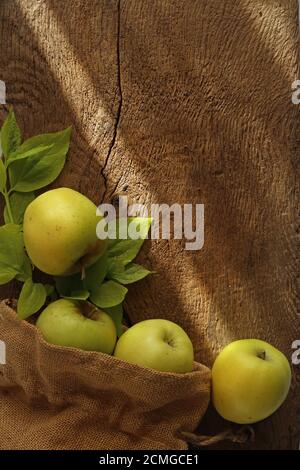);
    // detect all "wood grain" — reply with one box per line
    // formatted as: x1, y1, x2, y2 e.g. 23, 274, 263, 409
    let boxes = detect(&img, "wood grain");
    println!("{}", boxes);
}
0, 0, 299, 450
